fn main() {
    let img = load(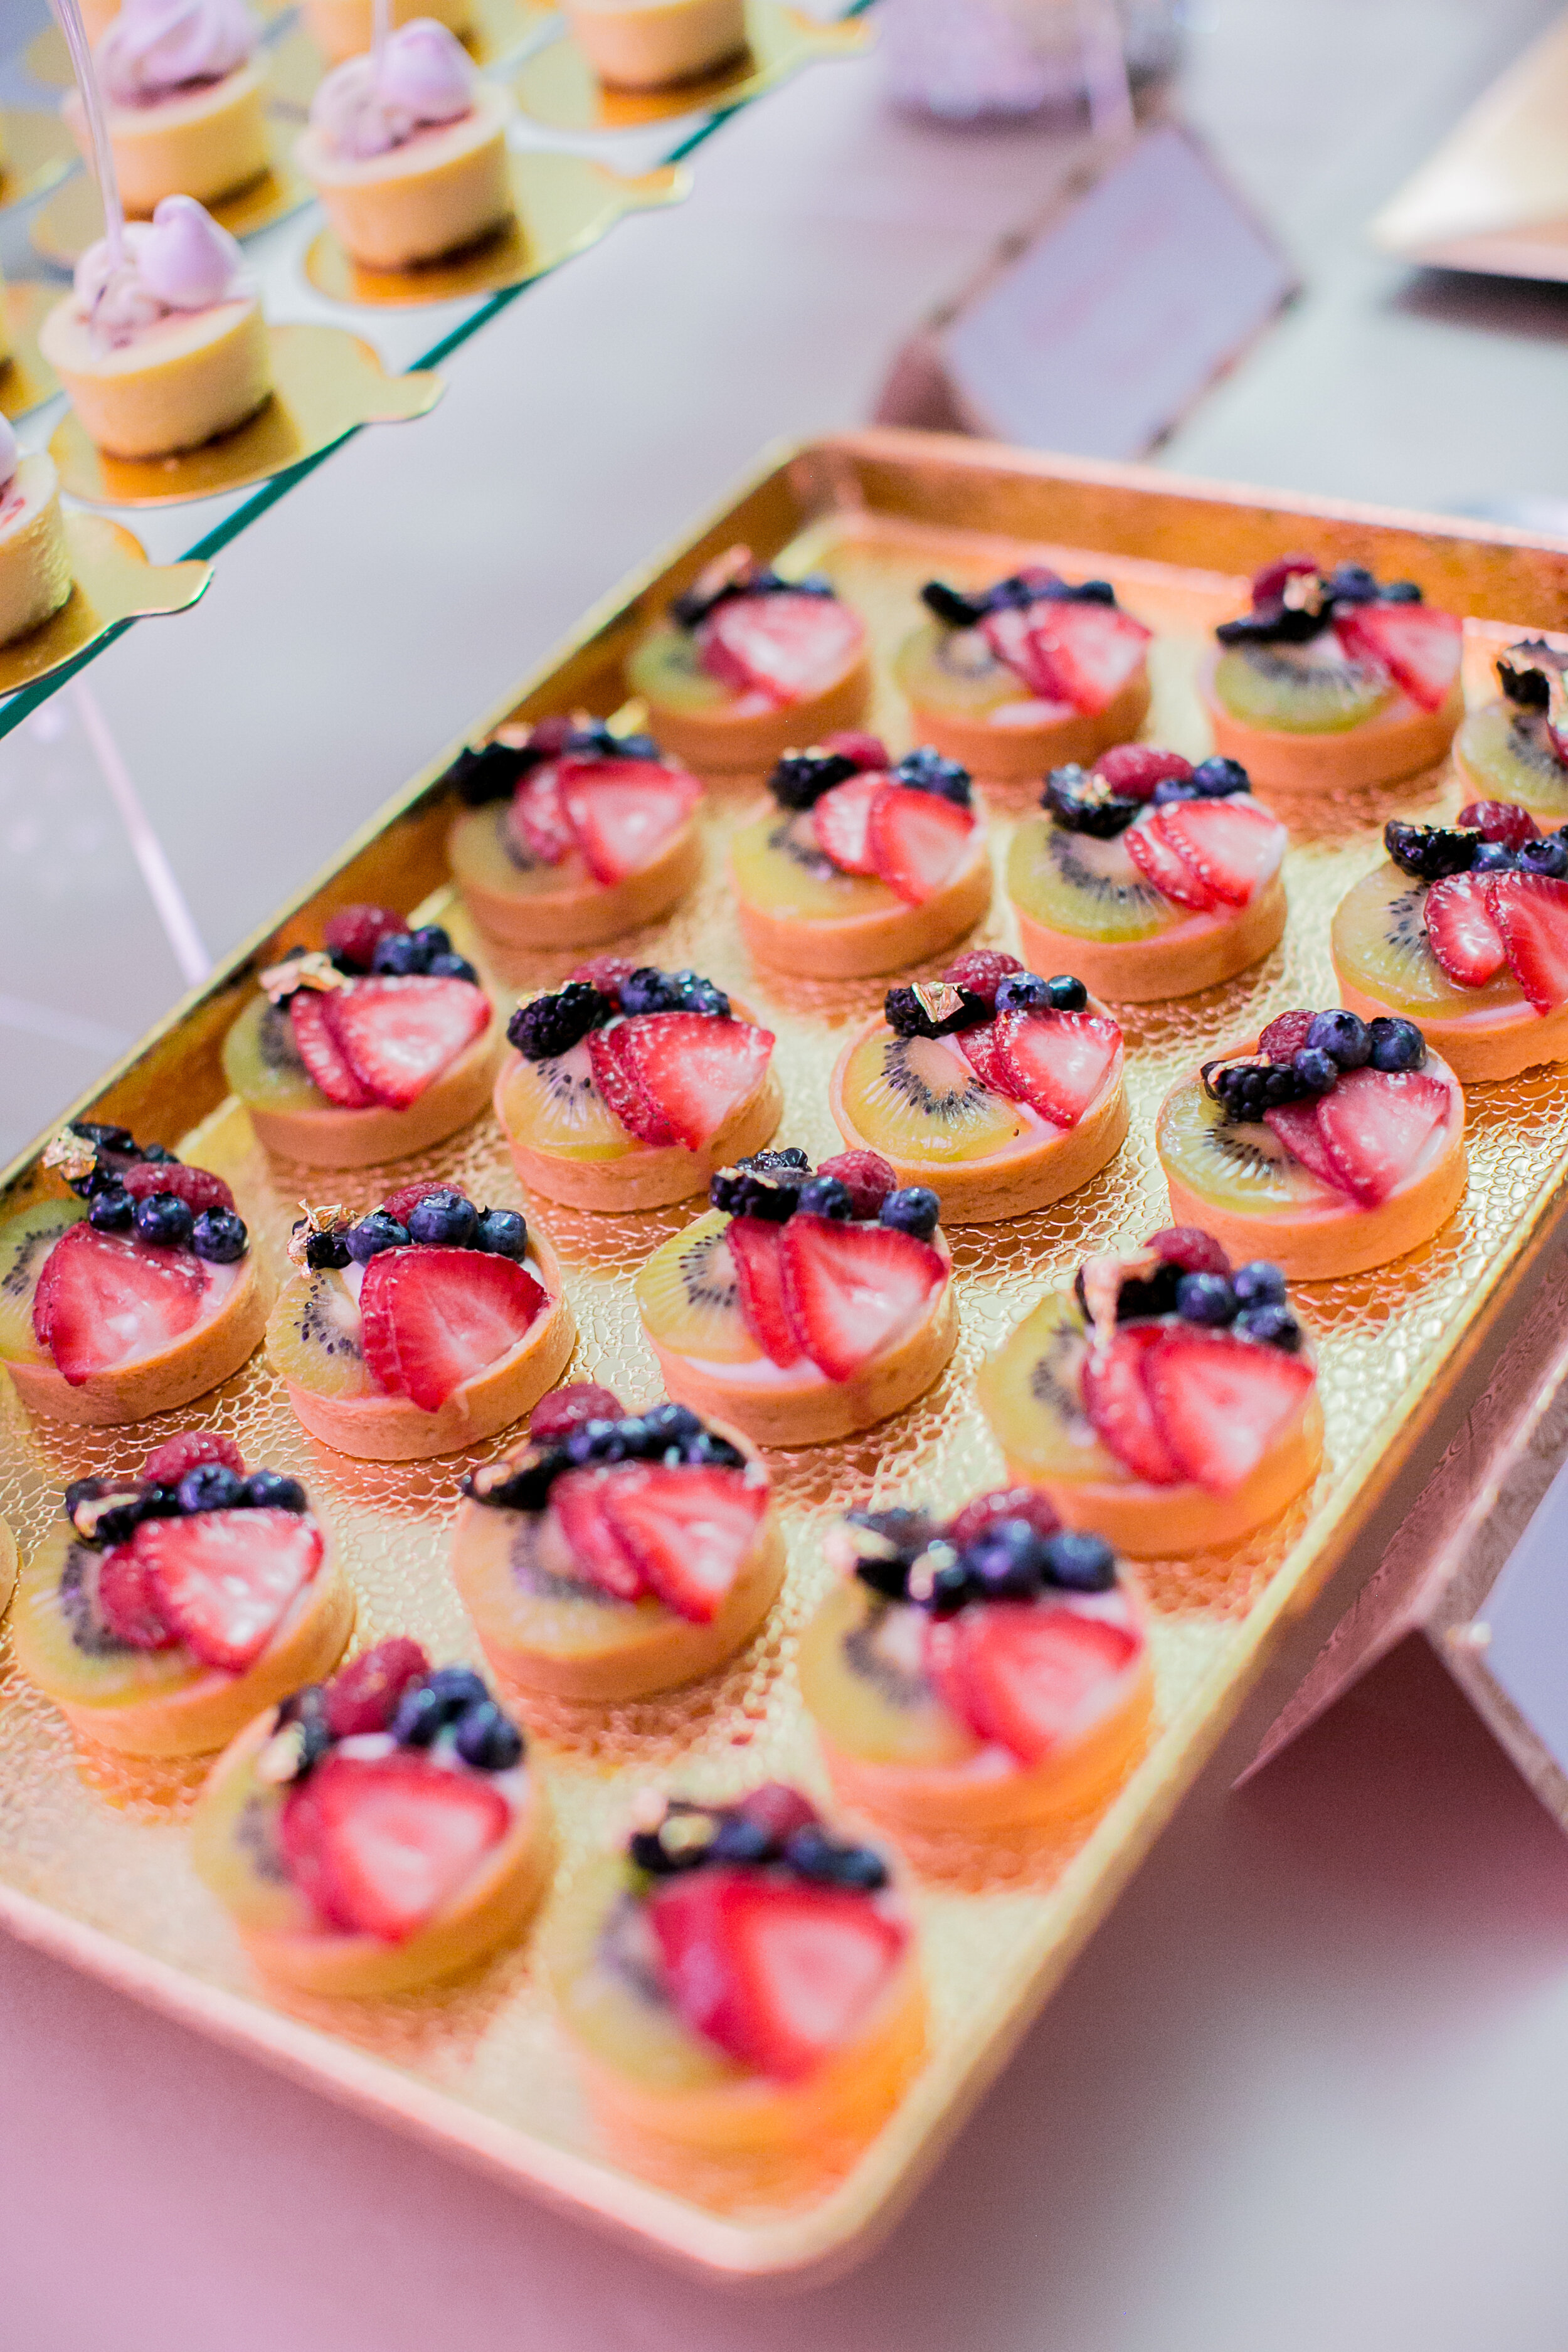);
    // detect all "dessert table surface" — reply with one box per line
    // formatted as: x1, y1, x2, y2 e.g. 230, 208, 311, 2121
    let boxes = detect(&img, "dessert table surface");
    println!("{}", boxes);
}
6, 2, 1568, 2345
